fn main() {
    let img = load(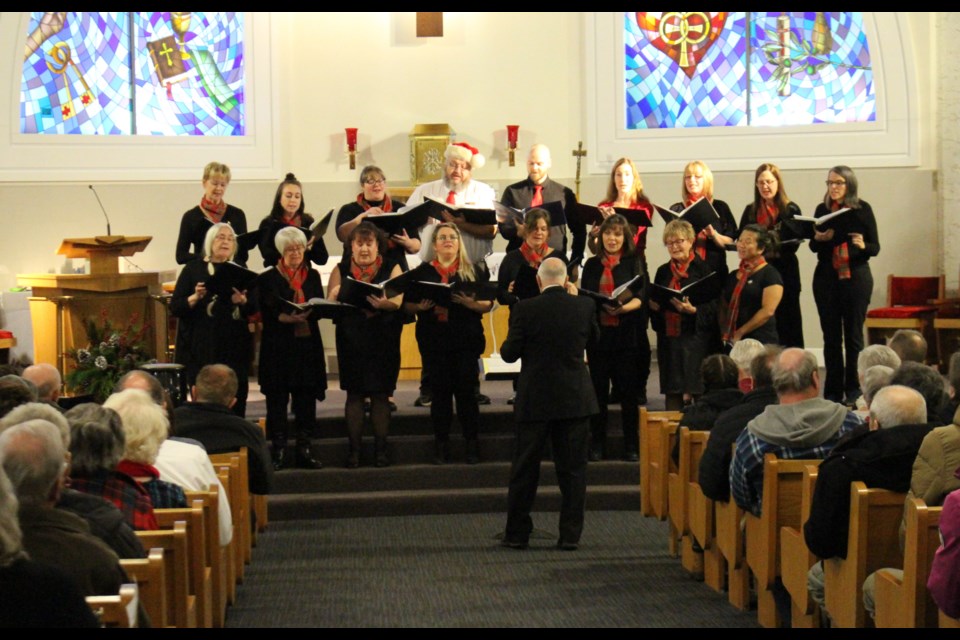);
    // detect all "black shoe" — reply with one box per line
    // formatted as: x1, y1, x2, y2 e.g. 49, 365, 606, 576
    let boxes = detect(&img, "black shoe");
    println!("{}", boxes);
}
500, 538, 529, 550
557, 540, 579, 551
414, 394, 432, 408
588, 446, 603, 462
434, 440, 450, 465
295, 444, 323, 470
375, 437, 390, 468
638, 390, 648, 405
465, 439, 480, 465
475, 393, 491, 406
388, 400, 397, 412
507, 395, 516, 405
623, 449, 639, 462
272, 447, 287, 471
346, 451, 360, 469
